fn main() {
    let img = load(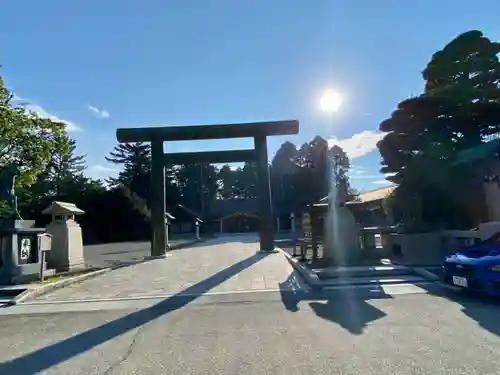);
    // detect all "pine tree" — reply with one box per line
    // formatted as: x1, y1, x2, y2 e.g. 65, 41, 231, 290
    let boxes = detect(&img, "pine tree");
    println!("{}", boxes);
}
105, 142, 152, 202
26, 133, 88, 198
